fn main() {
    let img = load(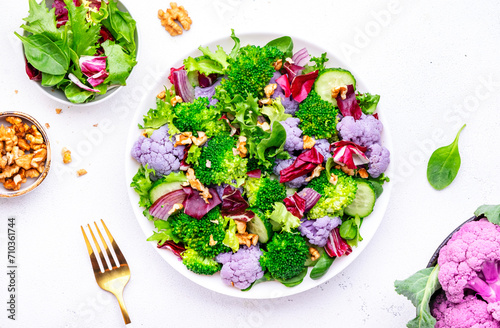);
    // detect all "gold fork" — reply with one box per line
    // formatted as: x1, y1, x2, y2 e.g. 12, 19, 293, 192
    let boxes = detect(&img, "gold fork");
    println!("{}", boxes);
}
81, 220, 131, 324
